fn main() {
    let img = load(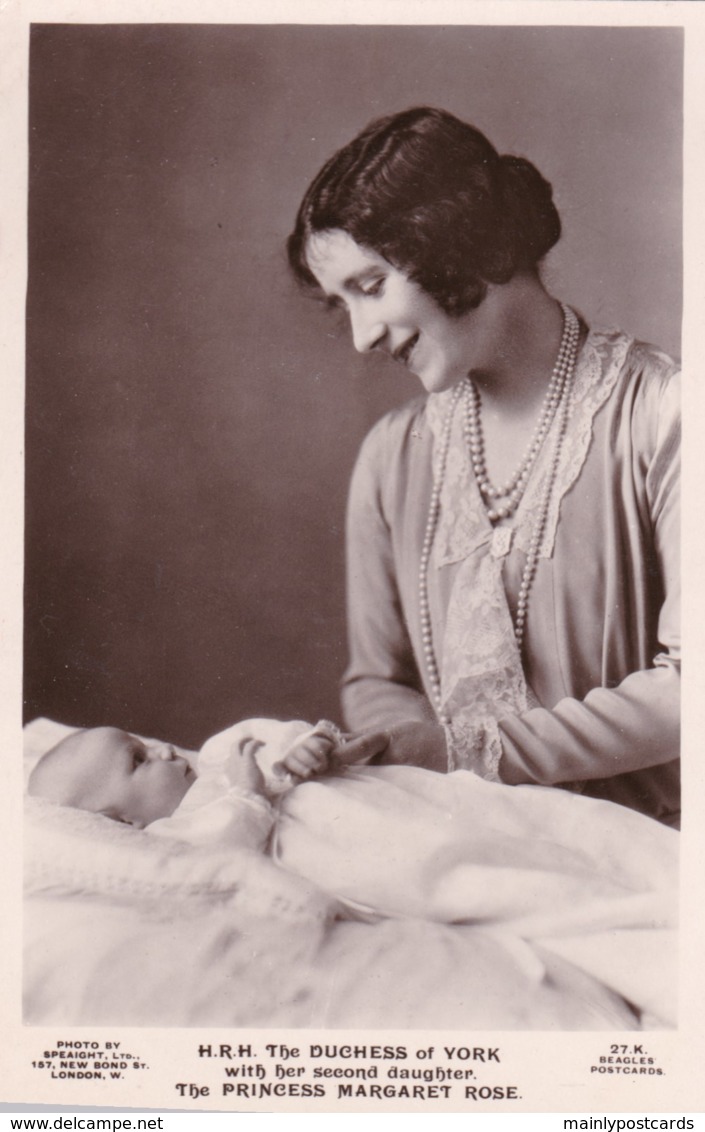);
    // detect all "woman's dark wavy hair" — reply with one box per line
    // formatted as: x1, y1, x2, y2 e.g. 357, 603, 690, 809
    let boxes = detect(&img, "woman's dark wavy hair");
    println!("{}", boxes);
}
287, 106, 561, 316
